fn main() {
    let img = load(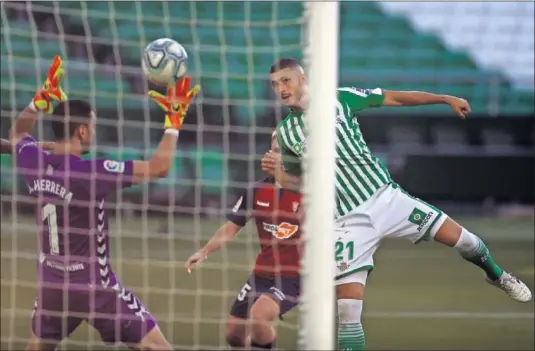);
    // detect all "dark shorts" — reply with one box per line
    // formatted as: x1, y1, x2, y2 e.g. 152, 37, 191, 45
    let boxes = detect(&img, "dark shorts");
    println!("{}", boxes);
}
230, 274, 300, 320
31, 282, 156, 345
